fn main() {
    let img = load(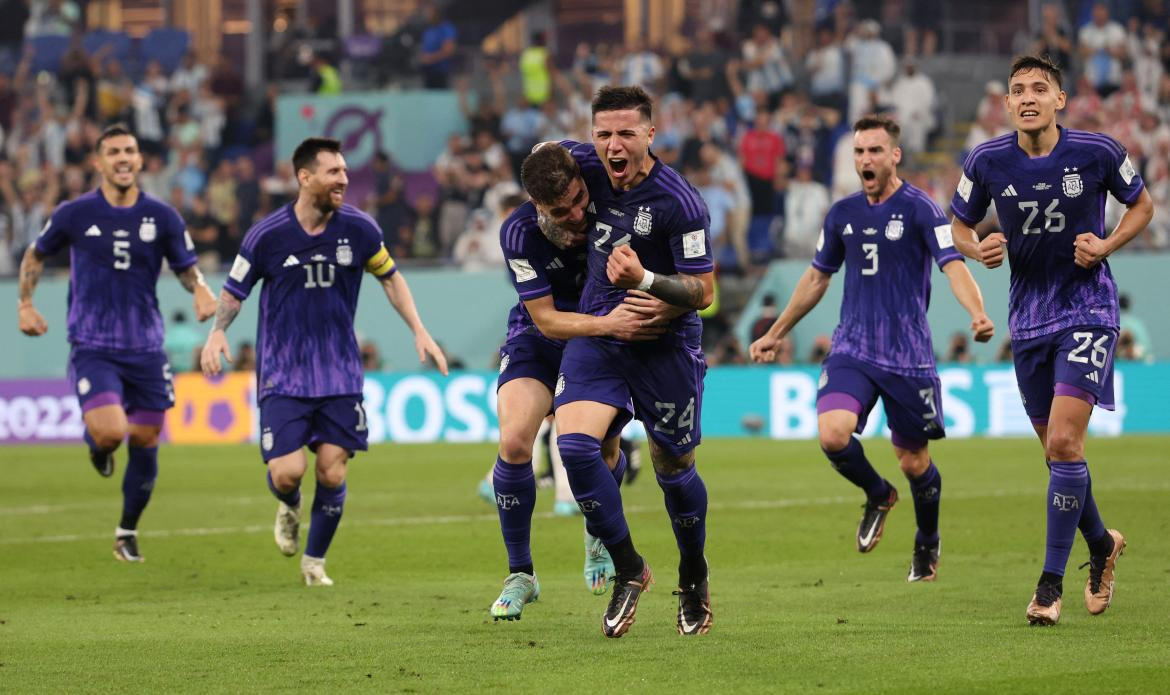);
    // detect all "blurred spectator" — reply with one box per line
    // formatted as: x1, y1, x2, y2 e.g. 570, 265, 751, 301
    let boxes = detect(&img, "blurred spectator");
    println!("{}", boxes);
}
700, 142, 751, 270
691, 165, 737, 267
261, 160, 297, 211
235, 342, 256, 371
995, 338, 1014, 363
164, 310, 203, 373
1033, 2, 1072, 70
809, 334, 831, 363
1078, 2, 1126, 97
500, 95, 548, 179
846, 20, 896, 124
708, 334, 748, 365
750, 293, 779, 341
308, 50, 342, 94
453, 208, 505, 270
170, 52, 208, 98
520, 31, 554, 107
0, 161, 58, 269
904, 0, 941, 57
96, 58, 133, 124
621, 36, 666, 94
739, 109, 785, 218
1119, 293, 1154, 361
678, 30, 730, 104
234, 156, 260, 230
418, 4, 457, 89
806, 24, 847, 116
782, 164, 830, 259
888, 59, 937, 155
26, 0, 78, 37
944, 332, 973, 363
206, 159, 239, 229
411, 194, 440, 259
185, 194, 223, 270
741, 24, 794, 110
361, 340, 384, 371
